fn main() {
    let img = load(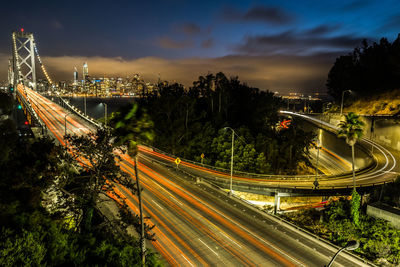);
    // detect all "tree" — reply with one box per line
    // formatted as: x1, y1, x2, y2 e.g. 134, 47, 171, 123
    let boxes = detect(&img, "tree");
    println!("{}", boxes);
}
0, 95, 159, 266
110, 103, 154, 266
209, 128, 270, 174
327, 36, 400, 101
0, 92, 17, 166
337, 112, 364, 225
62, 129, 135, 232
139, 72, 313, 175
